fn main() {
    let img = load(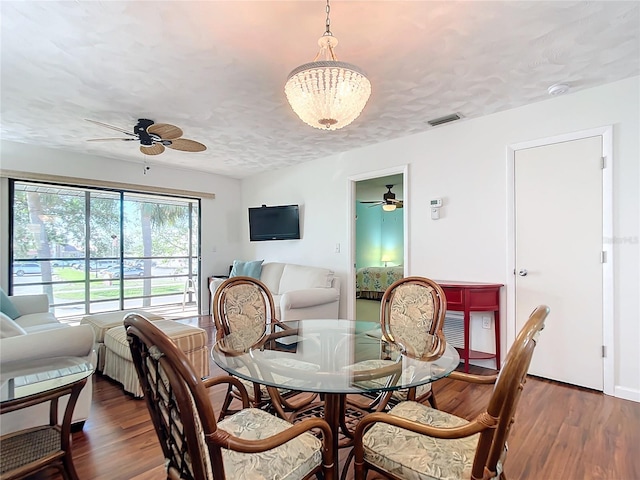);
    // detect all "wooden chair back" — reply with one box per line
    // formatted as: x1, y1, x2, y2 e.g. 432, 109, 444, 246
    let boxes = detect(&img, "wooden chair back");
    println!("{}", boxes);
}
211, 276, 317, 419
379, 276, 447, 360
469, 304, 549, 479
212, 276, 276, 349
125, 313, 223, 479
